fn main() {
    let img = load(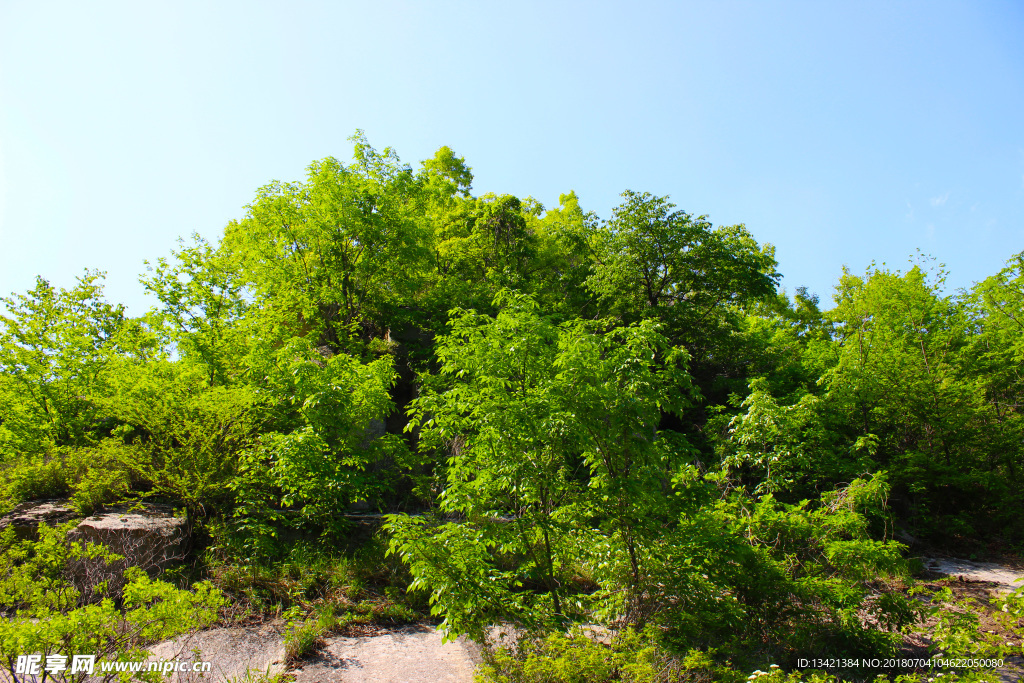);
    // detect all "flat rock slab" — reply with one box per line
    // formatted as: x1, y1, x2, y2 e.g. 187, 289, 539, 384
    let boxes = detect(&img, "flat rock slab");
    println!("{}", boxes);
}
0, 500, 77, 539
74, 503, 186, 539
290, 625, 482, 683
924, 557, 1024, 593
148, 624, 286, 682
994, 656, 1024, 683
